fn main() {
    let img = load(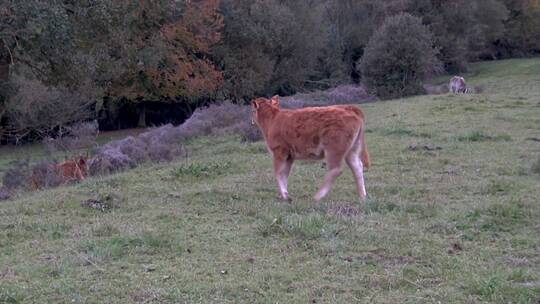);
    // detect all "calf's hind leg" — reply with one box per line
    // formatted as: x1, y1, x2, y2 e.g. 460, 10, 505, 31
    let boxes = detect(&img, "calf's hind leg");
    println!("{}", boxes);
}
314, 151, 345, 201
346, 152, 366, 200
345, 133, 367, 200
